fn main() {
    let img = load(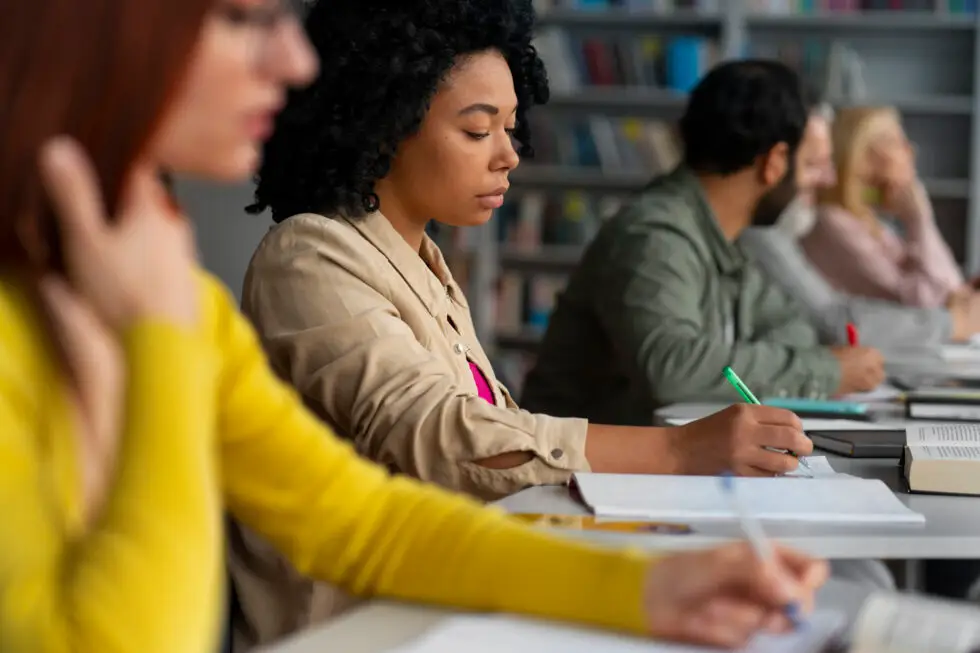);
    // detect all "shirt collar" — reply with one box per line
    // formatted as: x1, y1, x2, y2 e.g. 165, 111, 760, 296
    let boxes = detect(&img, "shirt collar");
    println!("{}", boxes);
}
344, 211, 468, 316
